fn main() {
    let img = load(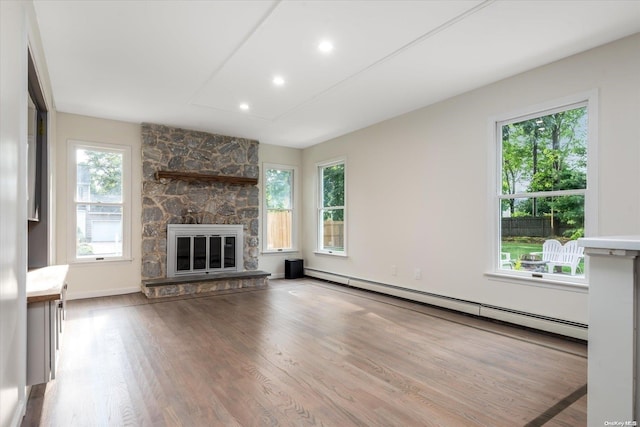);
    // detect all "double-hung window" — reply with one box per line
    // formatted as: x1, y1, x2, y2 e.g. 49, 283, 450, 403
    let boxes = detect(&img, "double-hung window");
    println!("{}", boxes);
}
318, 158, 346, 255
263, 164, 297, 252
69, 140, 131, 262
496, 94, 596, 281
